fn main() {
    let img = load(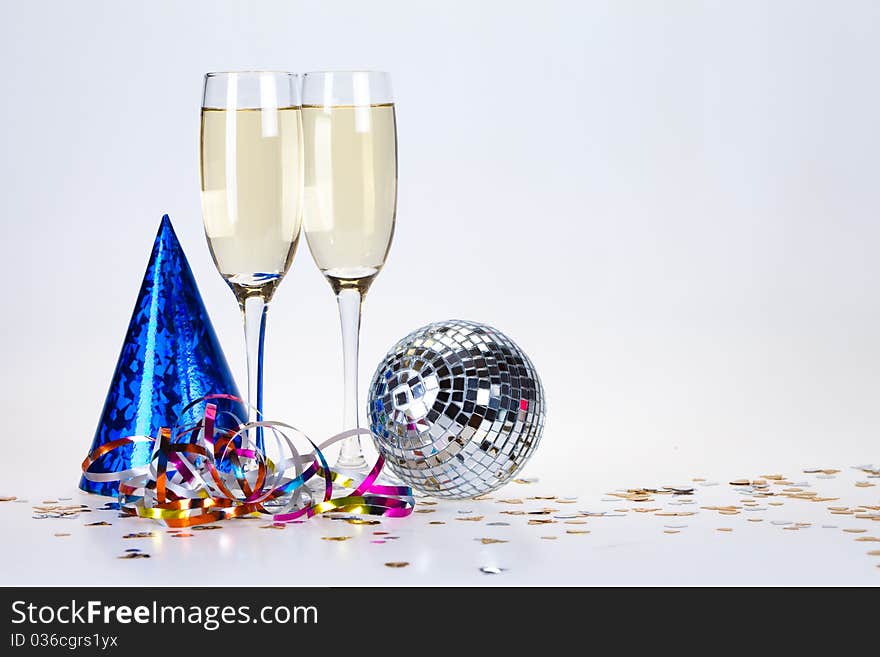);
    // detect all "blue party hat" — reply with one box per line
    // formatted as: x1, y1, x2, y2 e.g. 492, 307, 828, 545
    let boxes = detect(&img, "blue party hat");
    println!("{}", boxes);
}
80, 215, 245, 496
